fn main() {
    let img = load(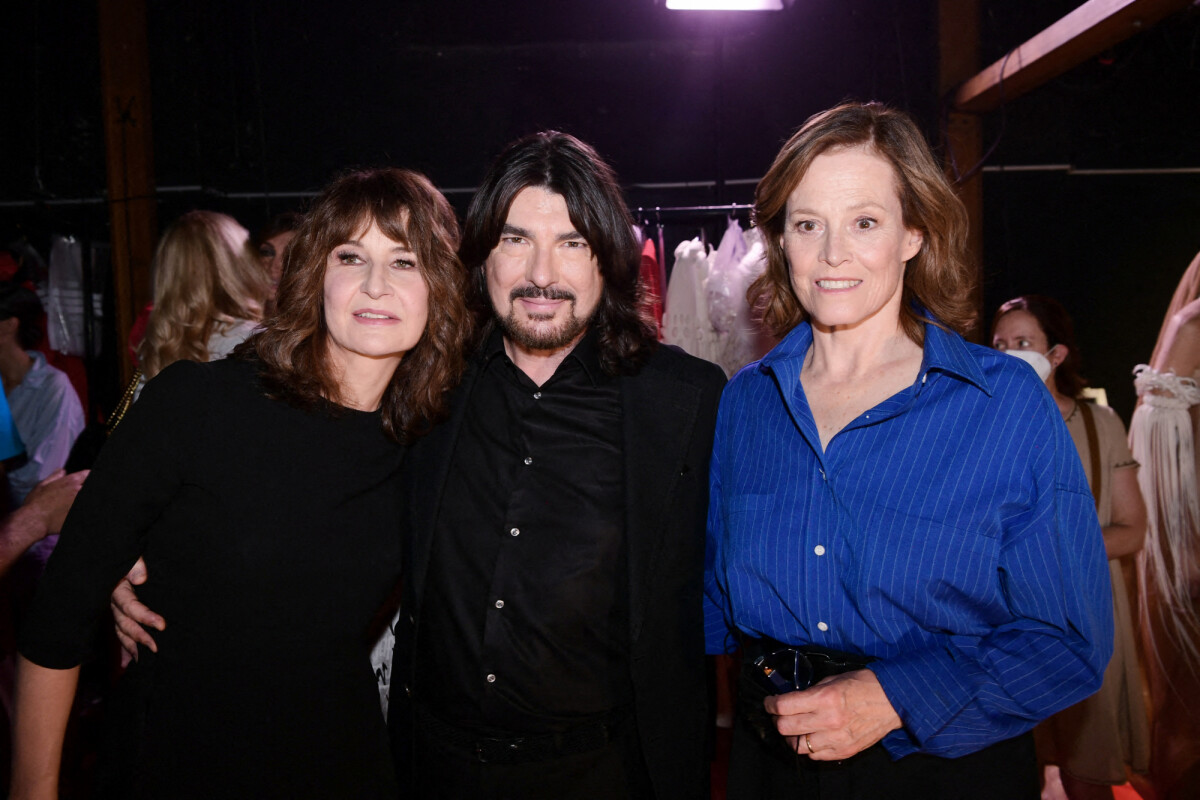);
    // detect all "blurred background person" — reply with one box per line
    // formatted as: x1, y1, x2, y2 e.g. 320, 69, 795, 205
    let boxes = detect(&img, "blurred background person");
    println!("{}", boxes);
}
136, 210, 270, 387
10, 168, 470, 798
993, 294, 1149, 800
1128, 248, 1200, 800
0, 284, 85, 514
0, 470, 87, 579
255, 211, 303, 309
